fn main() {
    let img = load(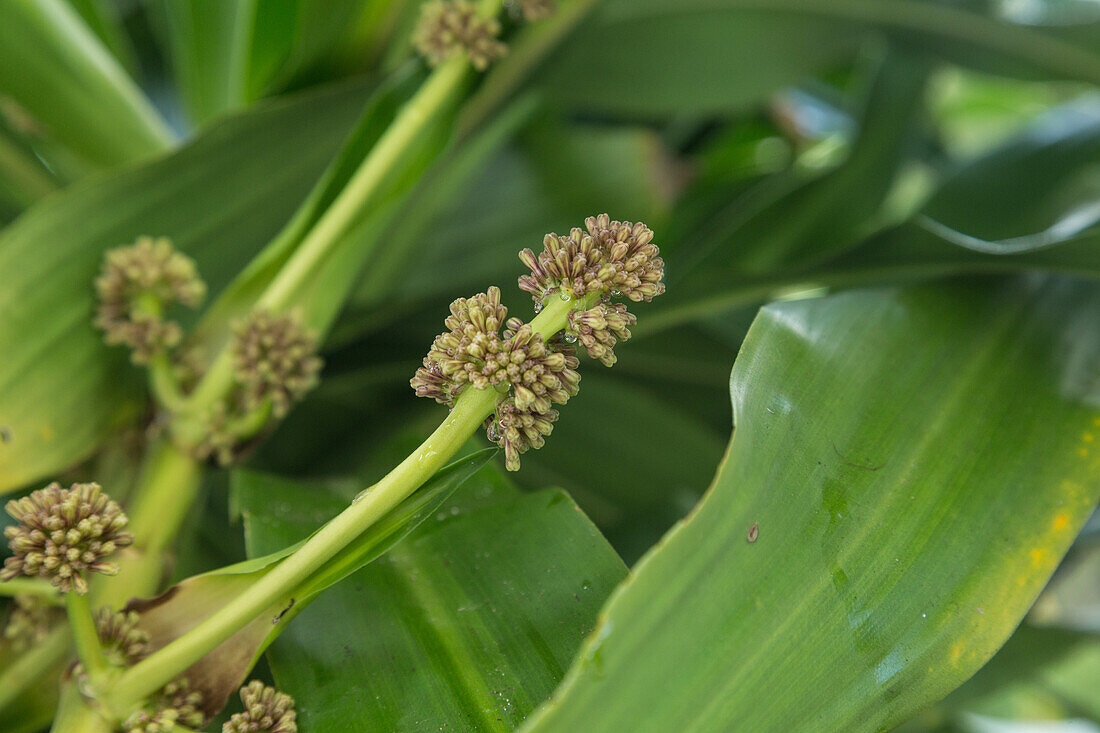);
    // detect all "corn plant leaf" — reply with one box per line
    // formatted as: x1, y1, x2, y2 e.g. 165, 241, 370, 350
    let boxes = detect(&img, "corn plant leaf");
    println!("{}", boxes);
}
239, 458, 629, 732
0, 0, 172, 167
0, 80, 374, 494
523, 276, 1100, 733
542, 0, 1100, 115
